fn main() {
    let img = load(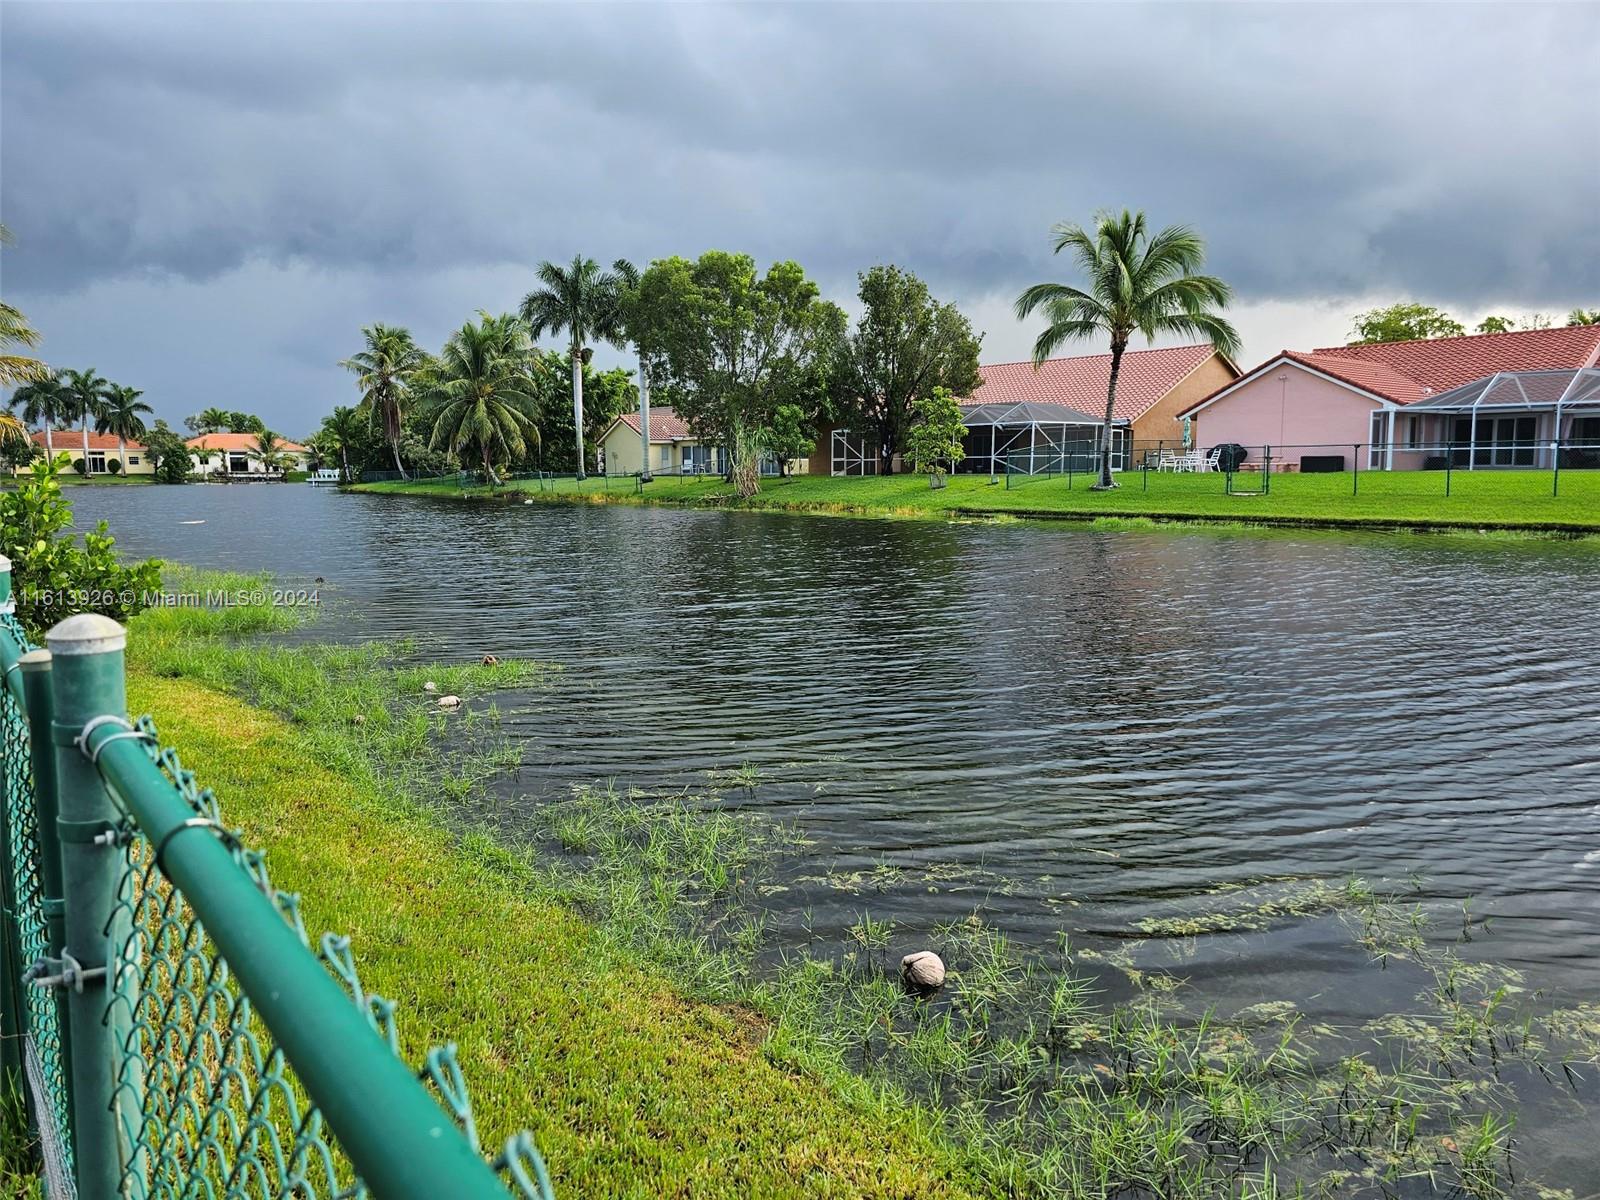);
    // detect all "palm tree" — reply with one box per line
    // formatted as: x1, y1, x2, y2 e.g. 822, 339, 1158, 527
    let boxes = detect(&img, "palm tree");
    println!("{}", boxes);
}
1568, 308, 1600, 327
1016, 210, 1240, 489
194, 406, 232, 433
11, 369, 68, 453
96, 384, 153, 472
252, 430, 290, 477
610, 257, 655, 481
319, 405, 365, 481
420, 313, 540, 483
60, 367, 112, 471
0, 224, 46, 389
521, 255, 628, 479
340, 324, 424, 478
